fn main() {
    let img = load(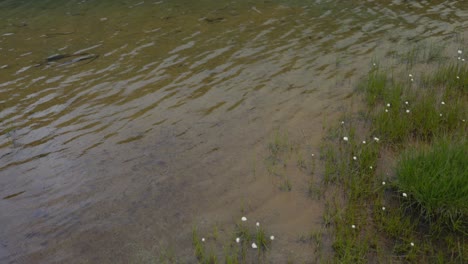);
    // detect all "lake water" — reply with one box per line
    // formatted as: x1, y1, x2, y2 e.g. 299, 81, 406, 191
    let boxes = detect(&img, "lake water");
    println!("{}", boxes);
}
1, 0, 467, 263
